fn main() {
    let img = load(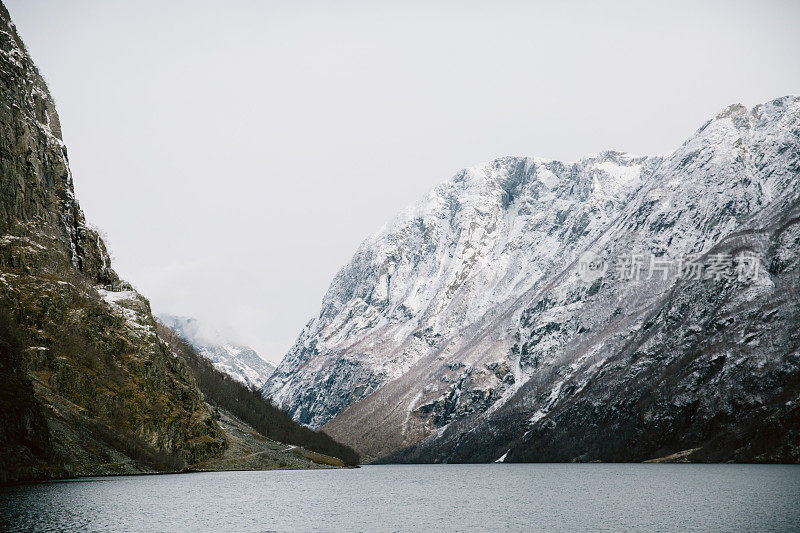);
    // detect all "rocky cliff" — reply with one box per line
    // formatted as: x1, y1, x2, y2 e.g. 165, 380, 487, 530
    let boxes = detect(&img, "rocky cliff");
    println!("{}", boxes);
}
0, 2, 233, 482
264, 96, 800, 463
0, 2, 349, 482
